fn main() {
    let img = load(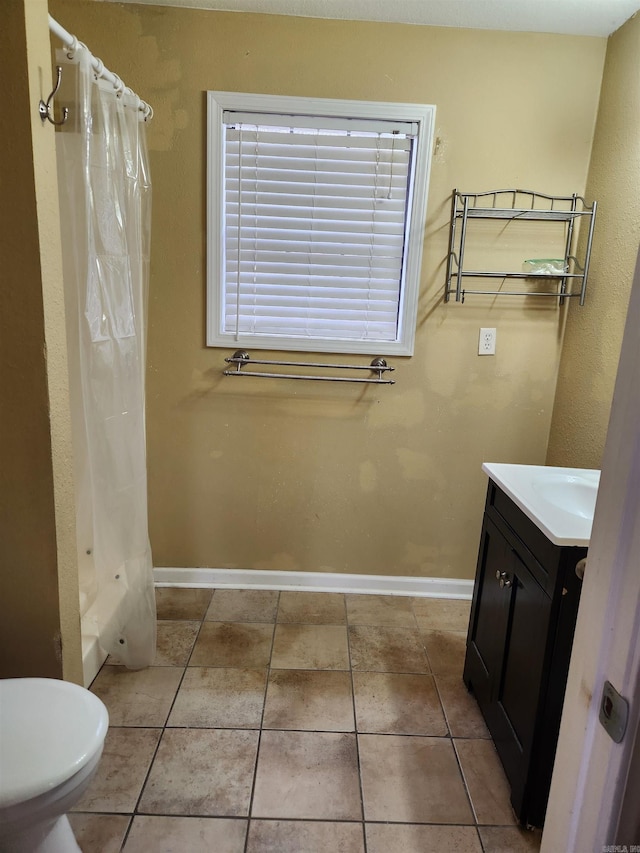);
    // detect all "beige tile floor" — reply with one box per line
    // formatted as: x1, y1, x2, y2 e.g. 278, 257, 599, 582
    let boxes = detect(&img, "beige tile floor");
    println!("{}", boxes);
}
70, 589, 542, 853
